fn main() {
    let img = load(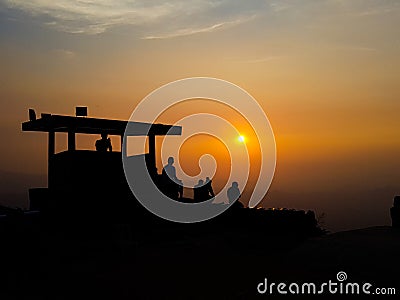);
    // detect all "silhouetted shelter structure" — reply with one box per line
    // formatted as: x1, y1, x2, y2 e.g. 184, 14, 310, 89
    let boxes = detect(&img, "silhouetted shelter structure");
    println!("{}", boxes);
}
22, 108, 181, 222
21, 108, 322, 238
